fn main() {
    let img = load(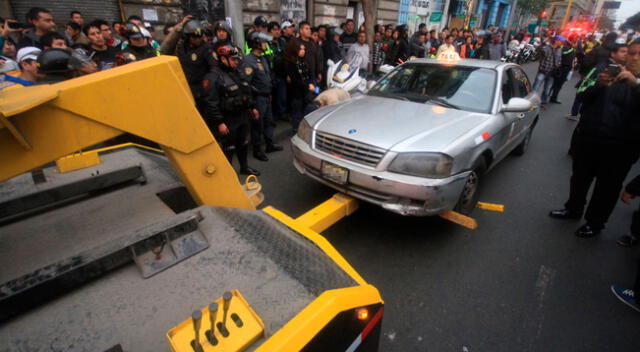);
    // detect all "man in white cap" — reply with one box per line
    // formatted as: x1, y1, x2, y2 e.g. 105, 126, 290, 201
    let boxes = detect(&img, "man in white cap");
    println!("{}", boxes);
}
280, 20, 295, 46
1, 46, 43, 90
